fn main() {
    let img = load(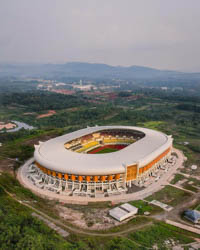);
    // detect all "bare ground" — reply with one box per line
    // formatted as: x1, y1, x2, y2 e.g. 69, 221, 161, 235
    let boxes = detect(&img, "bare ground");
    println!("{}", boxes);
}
56, 205, 129, 230
0, 158, 15, 174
